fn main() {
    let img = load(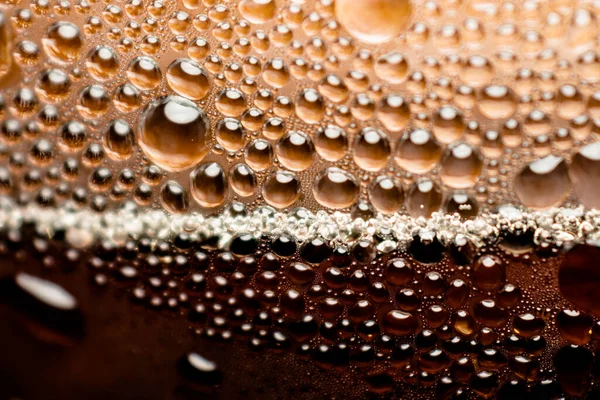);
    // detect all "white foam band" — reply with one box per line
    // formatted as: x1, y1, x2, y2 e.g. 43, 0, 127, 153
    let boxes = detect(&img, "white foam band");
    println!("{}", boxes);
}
1, 198, 599, 253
